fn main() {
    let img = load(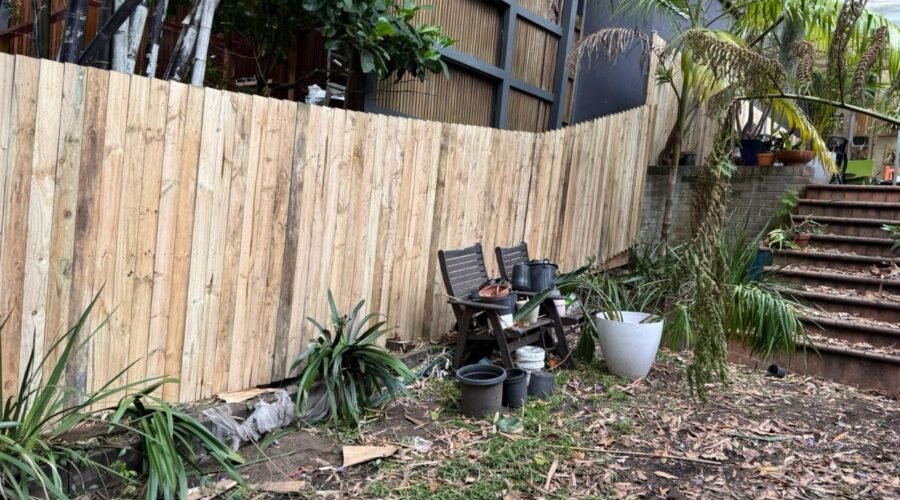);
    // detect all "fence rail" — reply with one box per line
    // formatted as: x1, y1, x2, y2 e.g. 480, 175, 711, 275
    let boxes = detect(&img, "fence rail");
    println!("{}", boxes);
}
0, 53, 653, 402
